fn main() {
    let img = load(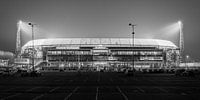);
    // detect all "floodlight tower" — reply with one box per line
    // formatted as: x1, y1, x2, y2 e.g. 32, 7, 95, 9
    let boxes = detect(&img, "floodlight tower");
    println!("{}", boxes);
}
28, 22, 36, 71
16, 20, 22, 57
129, 23, 136, 71
178, 21, 184, 62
